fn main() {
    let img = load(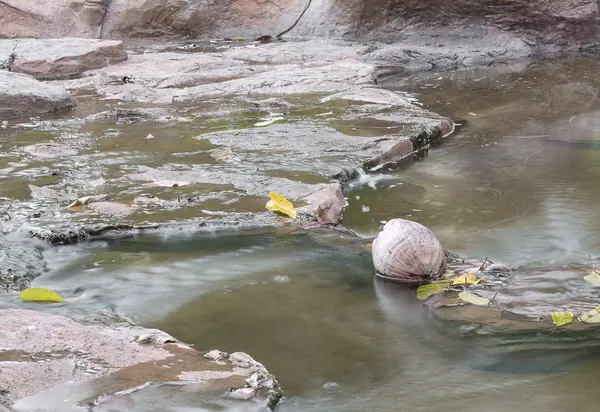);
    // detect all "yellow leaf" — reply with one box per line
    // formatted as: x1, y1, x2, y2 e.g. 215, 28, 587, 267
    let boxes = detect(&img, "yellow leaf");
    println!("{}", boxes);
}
265, 192, 296, 219
584, 270, 600, 286
416, 281, 451, 301
578, 307, 600, 323
452, 272, 485, 286
18, 288, 64, 303
552, 311, 573, 327
458, 291, 490, 306
230, 37, 245, 42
